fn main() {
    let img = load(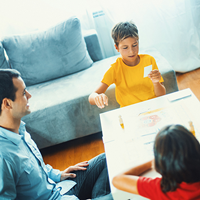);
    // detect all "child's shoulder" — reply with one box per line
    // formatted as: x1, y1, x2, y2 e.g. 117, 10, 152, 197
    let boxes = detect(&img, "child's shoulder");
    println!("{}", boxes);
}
139, 54, 156, 64
111, 56, 123, 67
139, 54, 155, 60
